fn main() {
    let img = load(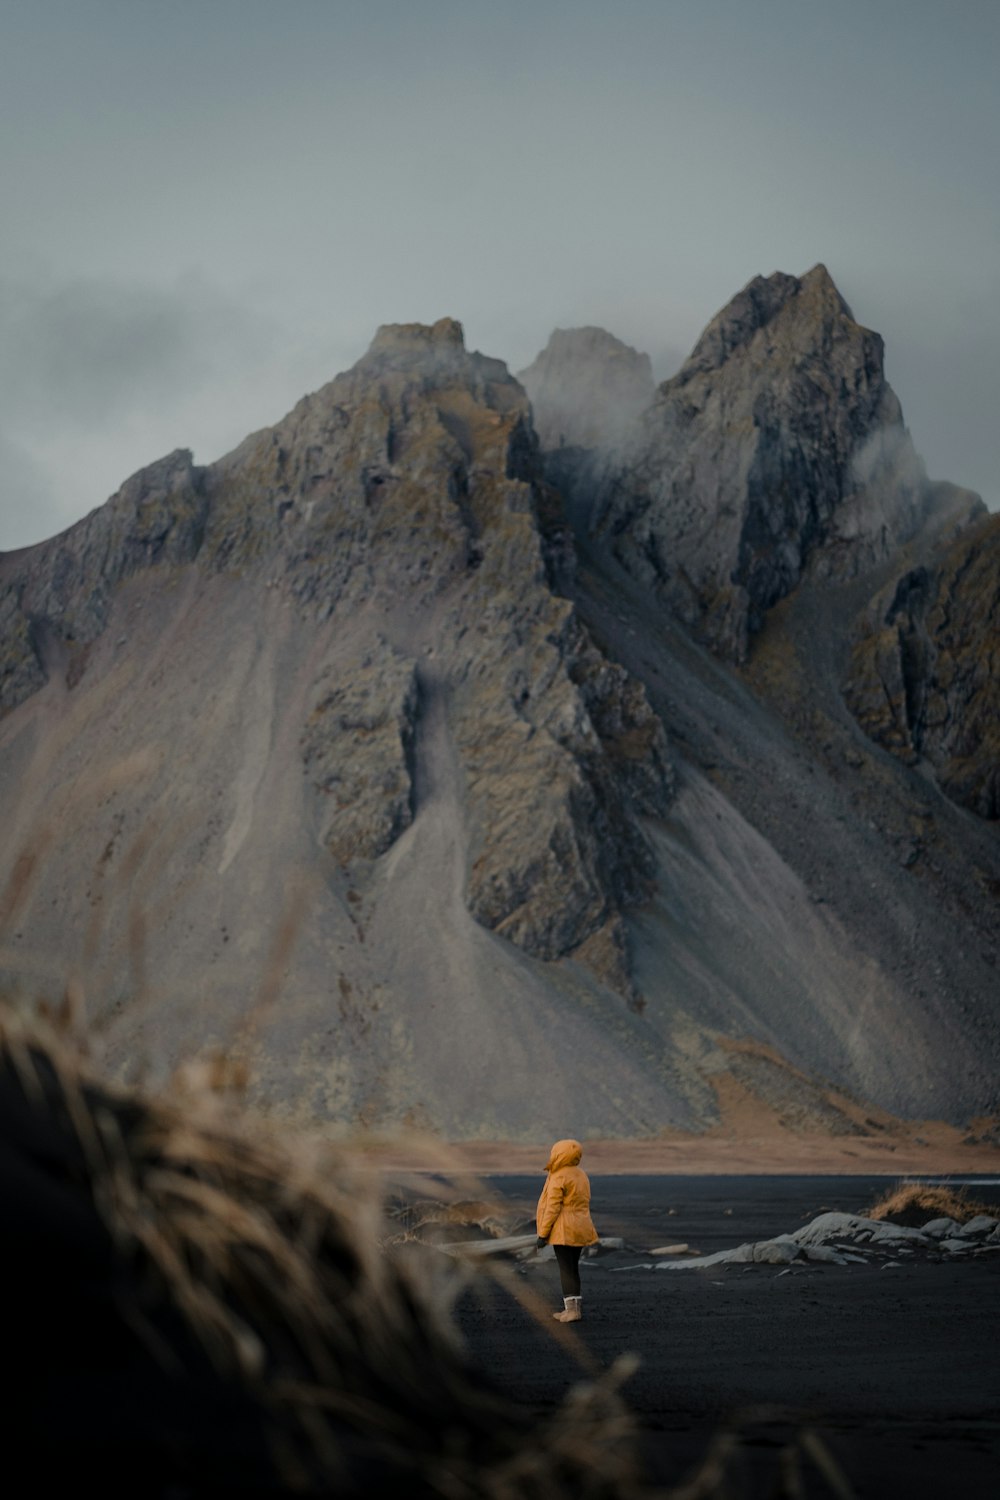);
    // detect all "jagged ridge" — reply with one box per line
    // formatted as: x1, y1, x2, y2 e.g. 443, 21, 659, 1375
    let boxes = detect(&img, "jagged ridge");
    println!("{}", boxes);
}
591, 264, 973, 660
